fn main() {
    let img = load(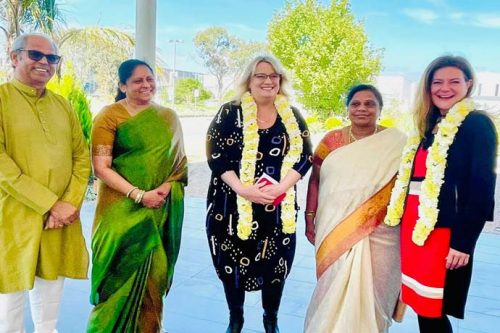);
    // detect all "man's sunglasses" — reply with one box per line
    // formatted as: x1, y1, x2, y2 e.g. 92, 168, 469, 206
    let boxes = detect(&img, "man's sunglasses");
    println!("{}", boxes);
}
17, 49, 61, 64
